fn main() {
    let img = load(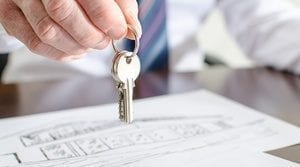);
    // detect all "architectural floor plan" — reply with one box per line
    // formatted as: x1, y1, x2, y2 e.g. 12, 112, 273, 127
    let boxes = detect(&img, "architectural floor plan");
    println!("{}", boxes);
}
0, 90, 299, 167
